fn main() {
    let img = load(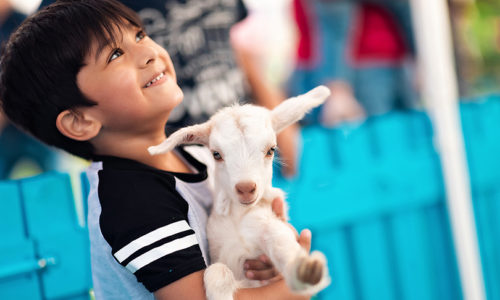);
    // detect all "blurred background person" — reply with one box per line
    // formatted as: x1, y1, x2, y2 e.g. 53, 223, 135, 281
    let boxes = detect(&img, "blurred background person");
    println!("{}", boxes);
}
0, 0, 24, 40
288, 0, 418, 127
